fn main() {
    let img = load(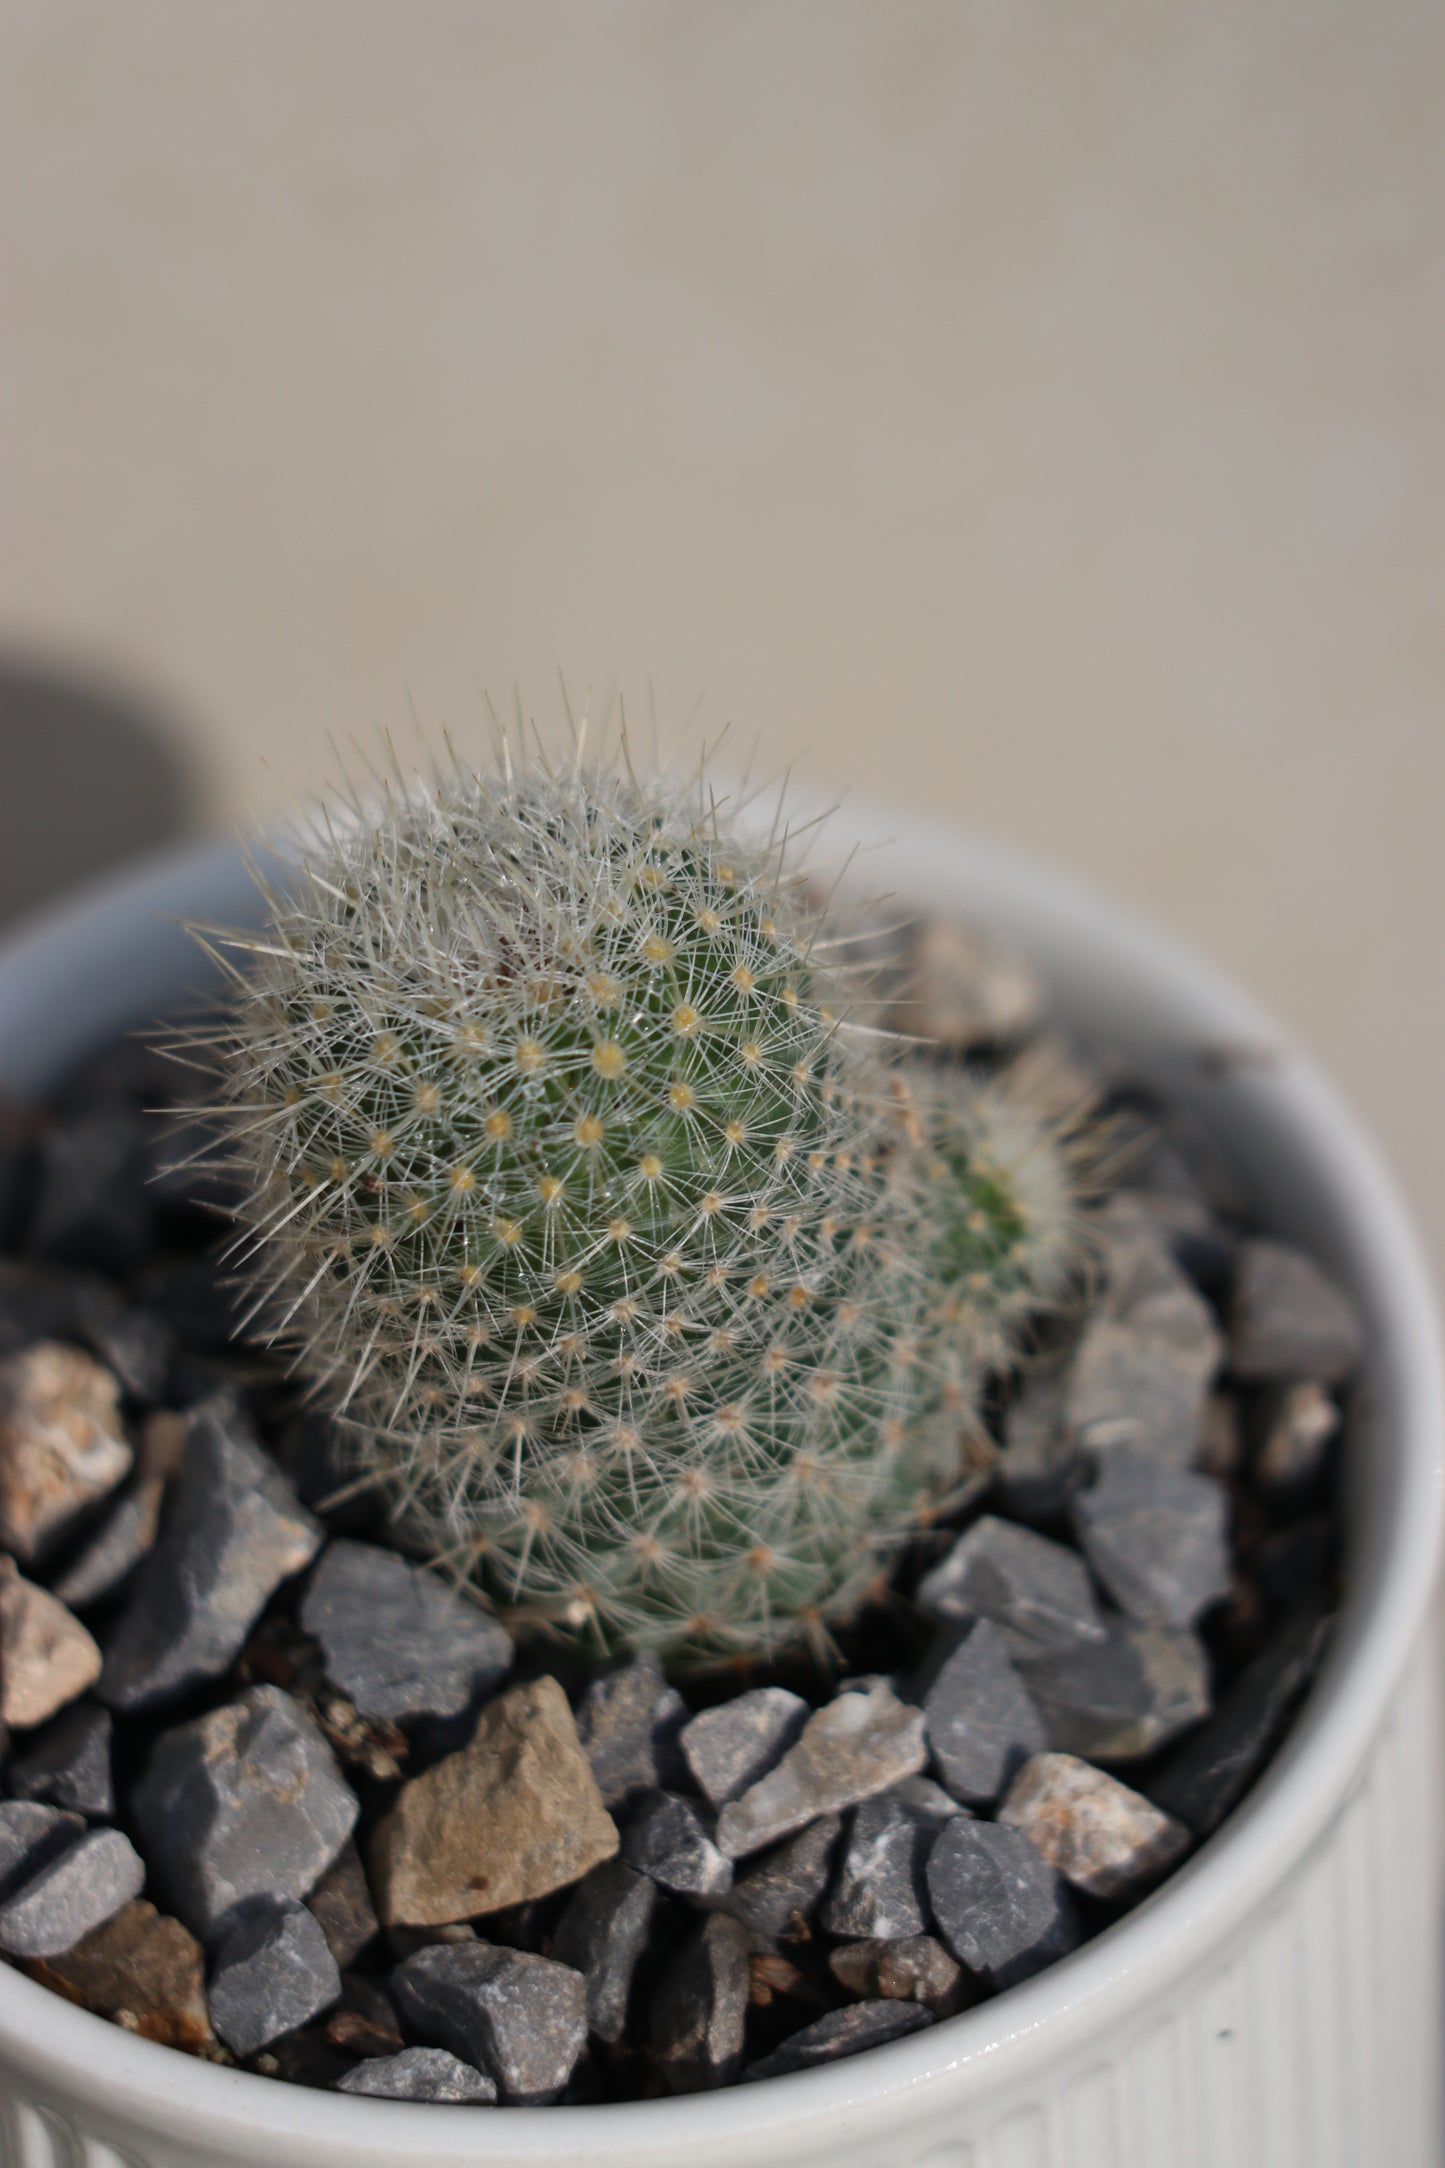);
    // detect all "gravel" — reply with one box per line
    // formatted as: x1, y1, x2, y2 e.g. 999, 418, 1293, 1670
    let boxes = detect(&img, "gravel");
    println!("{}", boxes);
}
650, 1912, 751, 2093
337, 2046, 497, 2103
916, 1516, 1106, 1657
1070, 1448, 1232, 1627
0, 1559, 101, 1727
19, 1899, 214, 2053
921, 1617, 1047, 1806
926, 1819, 1080, 1990
392, 1942, 588, 2104
828, 1933, 968, 2015
0, 1825, 145, 1958
299, 1540, 512, 1725
744, 1999, 934, 2081
131, 1685, 358, 1943
549, 1859, 657, 2045
51, 1477, 166, 1611
716, 1681, 927, 1860
0, 1341, 131, 1565
369, 1676, 617, 1927
208, 1901, 342, 2058
575, 1655, 689, 1811
820, 1799, 934, 1941
100, 1398, 322, 1713
619, 1789, 732, 1903
680, 1687, 809, 1808
1014, 1615, 1211, 1762
998, 1753, 1191, 1899
1229, 1240, 1365, 1384
7, 1699, 113, 1818
715, 1812, 843, 1941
